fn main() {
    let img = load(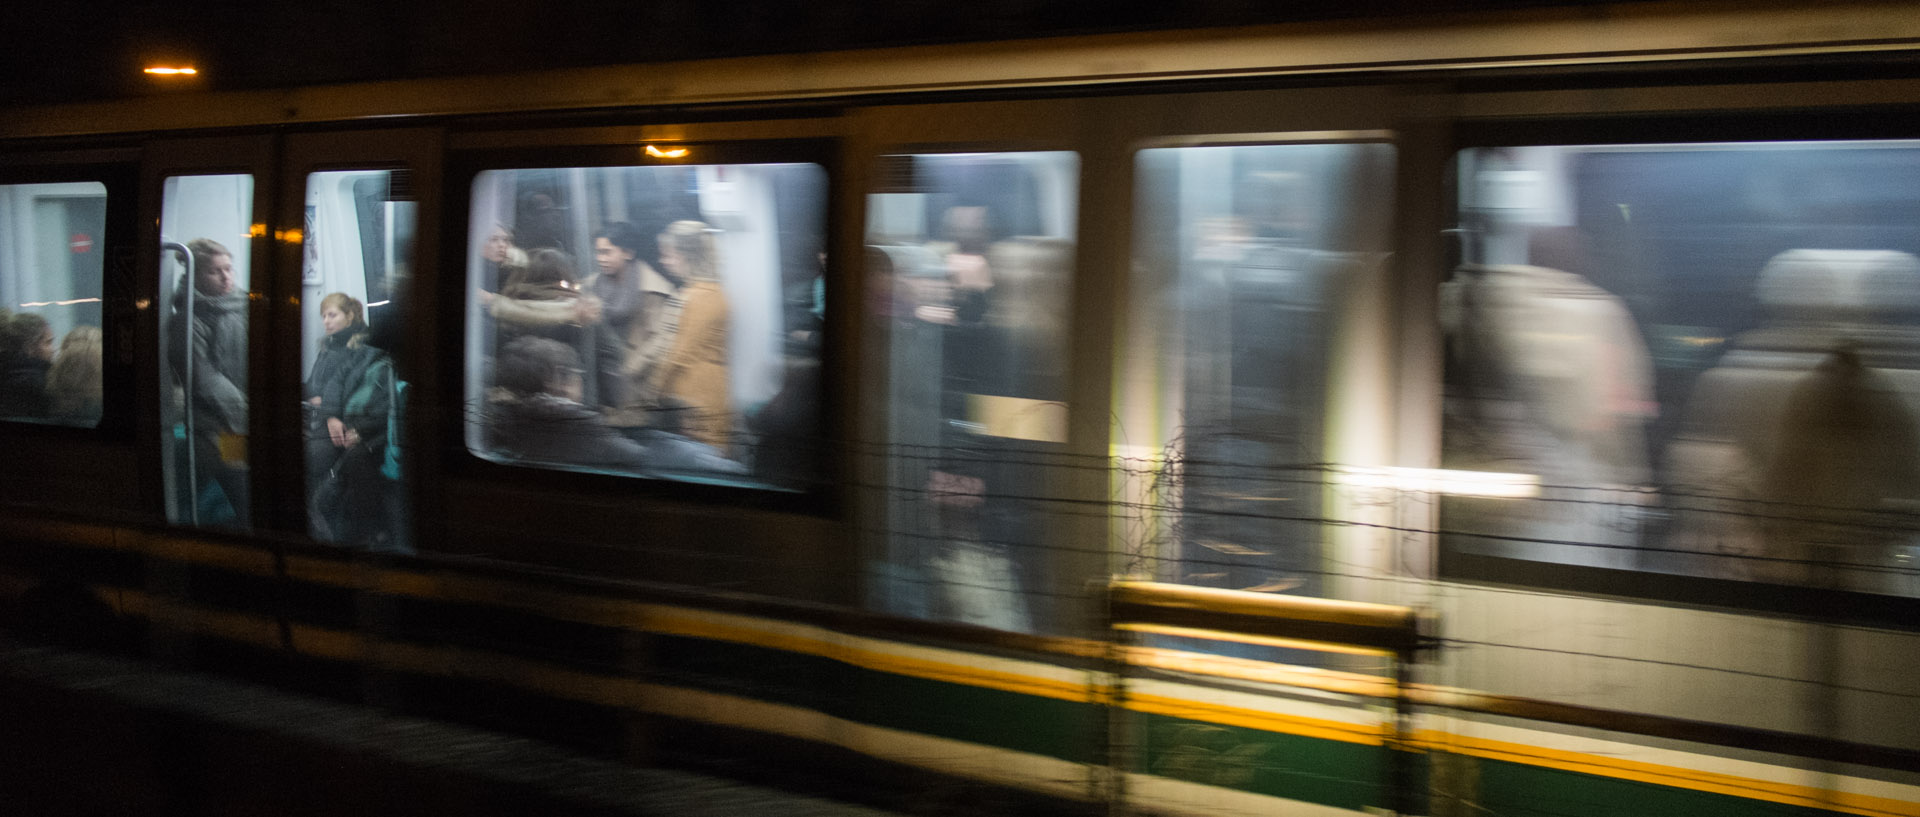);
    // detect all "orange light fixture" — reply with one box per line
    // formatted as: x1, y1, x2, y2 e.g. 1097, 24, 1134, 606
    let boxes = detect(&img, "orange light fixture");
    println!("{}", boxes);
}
644, 145, 689, 159
144, 66, 198, 76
